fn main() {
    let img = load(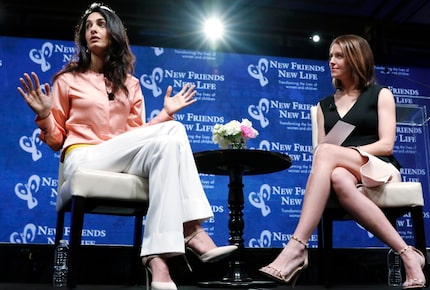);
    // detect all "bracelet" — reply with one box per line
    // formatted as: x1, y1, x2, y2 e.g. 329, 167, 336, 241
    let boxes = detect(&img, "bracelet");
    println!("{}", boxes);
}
38, 112, 51, 120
